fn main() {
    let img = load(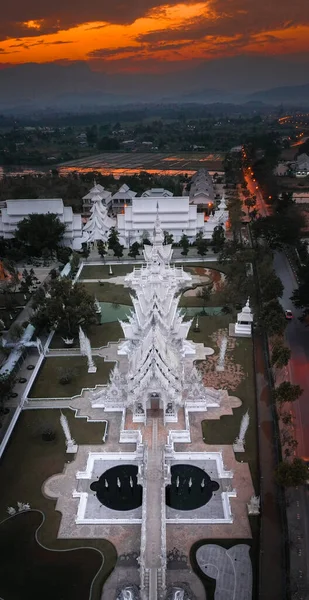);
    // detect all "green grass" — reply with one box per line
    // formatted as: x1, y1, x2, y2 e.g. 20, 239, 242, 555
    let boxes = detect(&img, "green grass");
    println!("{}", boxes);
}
0, 511, 103, 600
50, 322, 123, 349
83, 282, 132, 304
80, 264, 139, 279
0, 409, 117, 599
192, 314, 258, 491
30, 356, 114, 399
